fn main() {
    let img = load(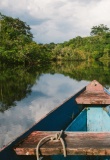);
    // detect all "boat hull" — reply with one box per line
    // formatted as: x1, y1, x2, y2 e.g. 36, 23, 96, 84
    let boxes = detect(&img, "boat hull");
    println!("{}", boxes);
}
0, 88, 84, 160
